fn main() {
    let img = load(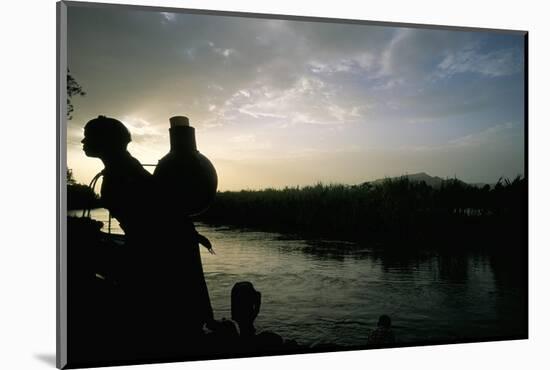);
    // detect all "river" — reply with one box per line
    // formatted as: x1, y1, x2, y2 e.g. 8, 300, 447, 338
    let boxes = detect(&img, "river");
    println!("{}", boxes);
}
68, 208, 527, 348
